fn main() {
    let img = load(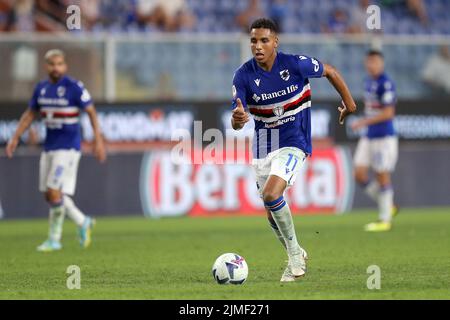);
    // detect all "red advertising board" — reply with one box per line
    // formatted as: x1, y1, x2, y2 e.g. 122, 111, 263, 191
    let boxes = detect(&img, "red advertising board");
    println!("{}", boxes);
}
140, 146, 354, 218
